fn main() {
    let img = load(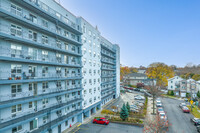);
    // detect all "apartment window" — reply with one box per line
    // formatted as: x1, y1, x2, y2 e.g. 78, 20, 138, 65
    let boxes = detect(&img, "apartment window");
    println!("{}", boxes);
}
71, 57, 76, 64
10, 24, 22, 37
11, 64, 22, 78
29, 102, 33, 109
93, 52, 96, 57
42, 98, 48, 108
56, 26, 61, 34
11, 3, 22, 16
88, 40, 91, 46
88, 30, 91, 36
56, 40, 62, 49
28, 48, 38, 60
72, 117, 74, 122
42, 50, 48, 61
42, 35, 48, 44
71, 34, 76, 40
64, 55, 69, 64
28, 30, 37, 42
30, 118, 38, 131
83, 26, 86, 33
82, 37, 86, 43
56, 96, 62, 103
42, 82, 48, 92
42, 19, 48, 28
65, 68, 69, 77
89, 50, 92, 56
11, 84, 22, 97
11, 44, 22, 57
42, 66, 48, 77
89, 88, 92, 94
64, 30, 69, 37
56, 81, 62, 89
43, 115, 48, 124
56, 53, 62, 63
65, 120, 68, 126
65, 43, 69, 50
63, 17, 69, 24
56, 67, 61, 77
71, 45, 76, 52
29, 13, 37, 23
72, 92, 76, 96
12, 104, 22, 114
41, 3, 48, 11
55, 12, 61, 19
12, 125, 22, 133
